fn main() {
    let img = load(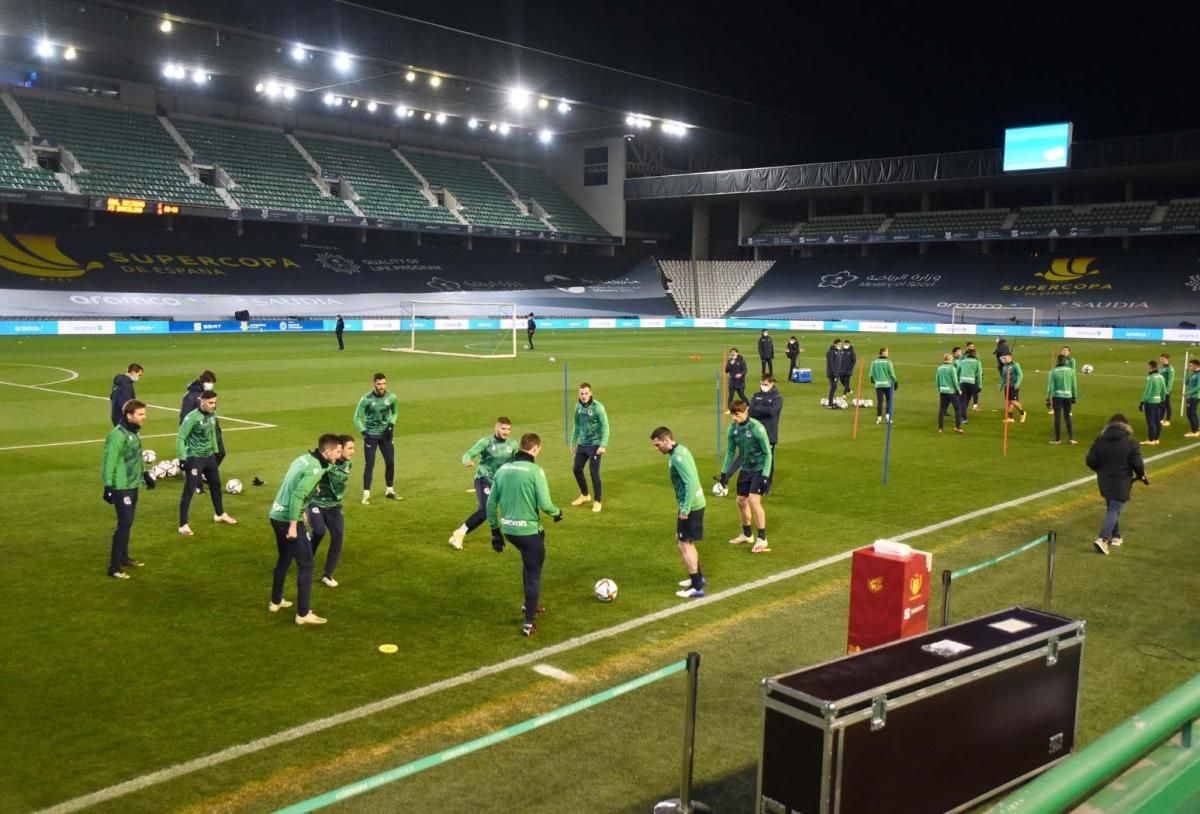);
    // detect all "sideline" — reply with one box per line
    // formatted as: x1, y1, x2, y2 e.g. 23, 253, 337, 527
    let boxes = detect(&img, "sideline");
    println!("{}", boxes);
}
33, 442, 1200, 814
